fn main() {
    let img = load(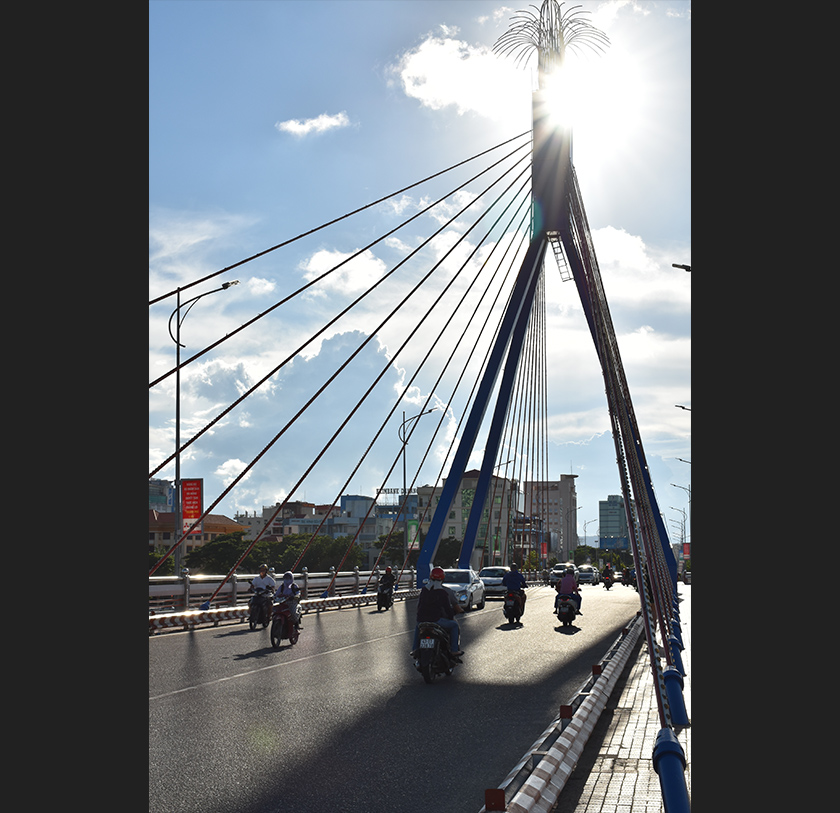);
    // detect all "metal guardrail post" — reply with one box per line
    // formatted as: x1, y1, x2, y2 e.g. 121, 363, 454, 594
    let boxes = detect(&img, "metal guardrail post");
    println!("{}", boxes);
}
353, 566, 360, 593
231, 572, 238, 606
301, 567, 309, 598
182, 568, 190, 610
